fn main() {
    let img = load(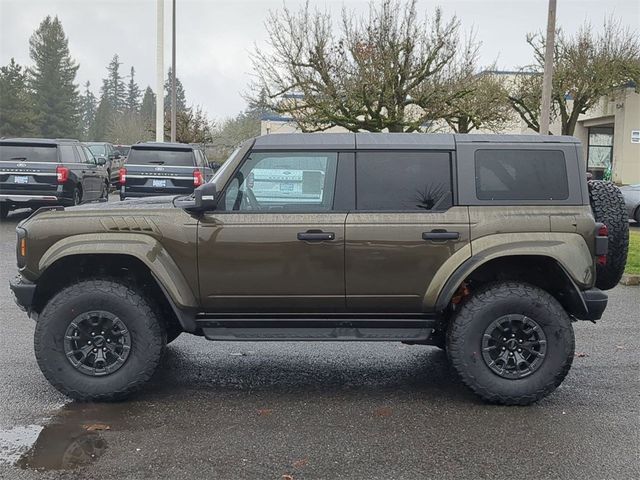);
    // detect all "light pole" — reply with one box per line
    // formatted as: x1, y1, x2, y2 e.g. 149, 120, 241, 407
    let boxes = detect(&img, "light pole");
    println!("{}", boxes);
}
155, 0, 164, 142
539, 0, 557, 135
170, 0, 177, 142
